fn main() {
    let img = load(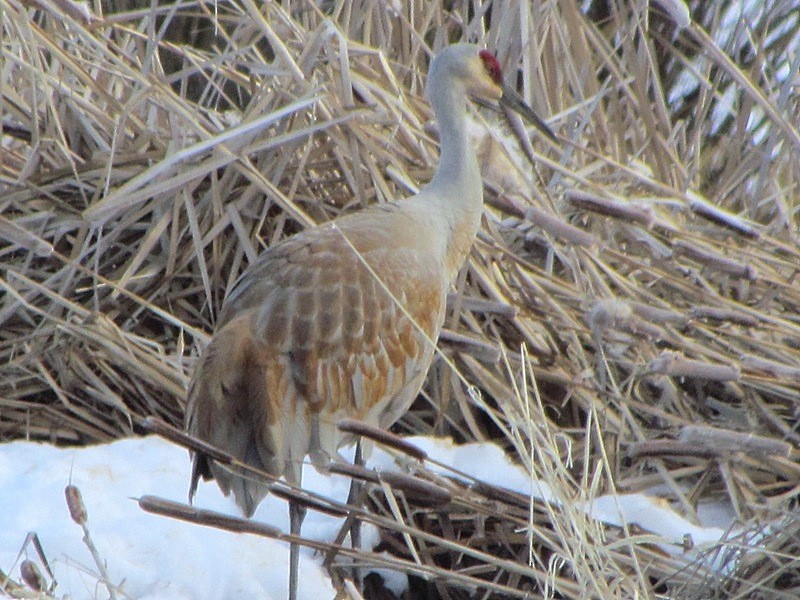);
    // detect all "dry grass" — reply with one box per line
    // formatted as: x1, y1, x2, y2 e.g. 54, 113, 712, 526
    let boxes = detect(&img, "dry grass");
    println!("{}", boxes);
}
2, 0, 799, 597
